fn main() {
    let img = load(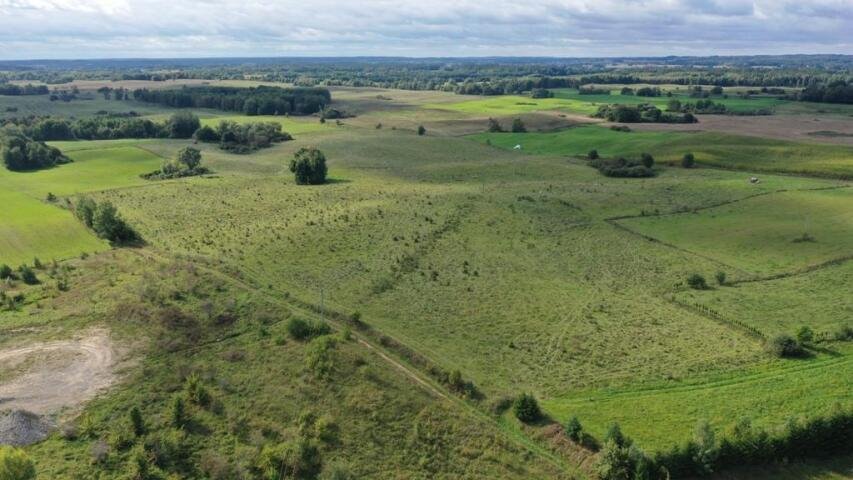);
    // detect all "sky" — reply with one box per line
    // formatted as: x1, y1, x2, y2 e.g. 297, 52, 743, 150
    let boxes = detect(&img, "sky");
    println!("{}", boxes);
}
0, 0, 851, 60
